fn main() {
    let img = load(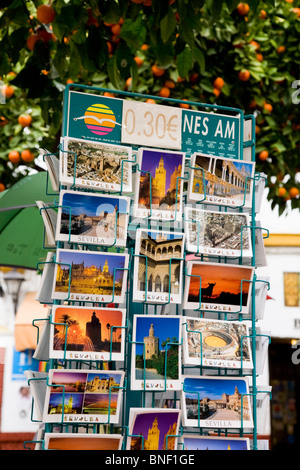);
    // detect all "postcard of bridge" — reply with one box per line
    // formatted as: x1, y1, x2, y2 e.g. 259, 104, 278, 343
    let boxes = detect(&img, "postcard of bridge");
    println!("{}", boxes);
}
188, 152, 255, 209
59, 137, 134, 192
56, 190, 130, 247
